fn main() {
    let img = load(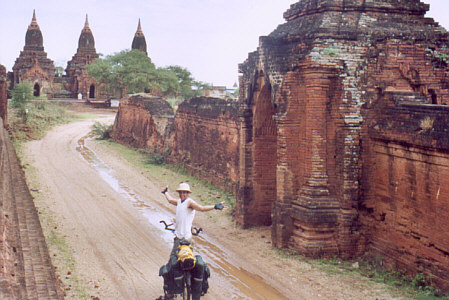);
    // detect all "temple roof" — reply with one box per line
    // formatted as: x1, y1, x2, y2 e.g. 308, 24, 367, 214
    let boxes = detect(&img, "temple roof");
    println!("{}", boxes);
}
78, 14, 95, 51
25, 9, 43, 51
132, 18, 148, 55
